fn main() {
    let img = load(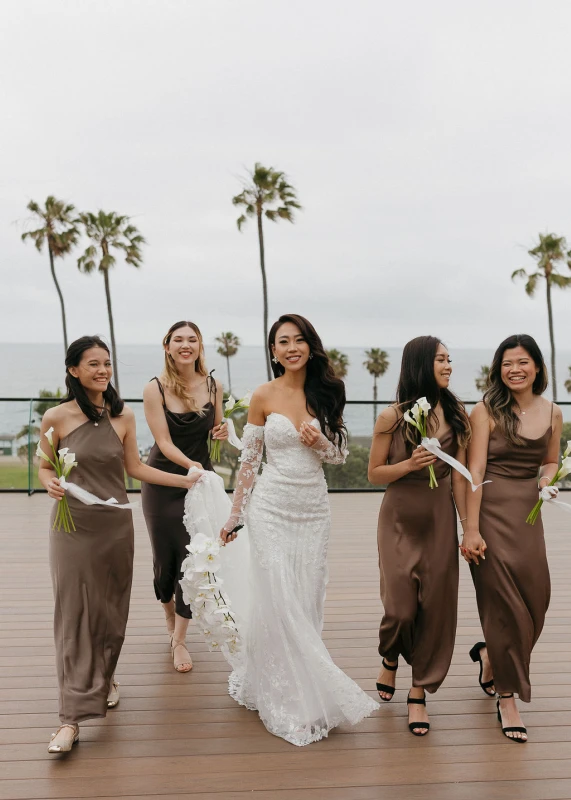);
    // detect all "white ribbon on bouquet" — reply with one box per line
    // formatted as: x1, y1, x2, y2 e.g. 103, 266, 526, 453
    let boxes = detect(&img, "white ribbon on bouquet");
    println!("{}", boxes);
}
224, 418, 243, 451
540, 486, 571, 514
420, 437, 492, 493
59, 476, 138, 509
